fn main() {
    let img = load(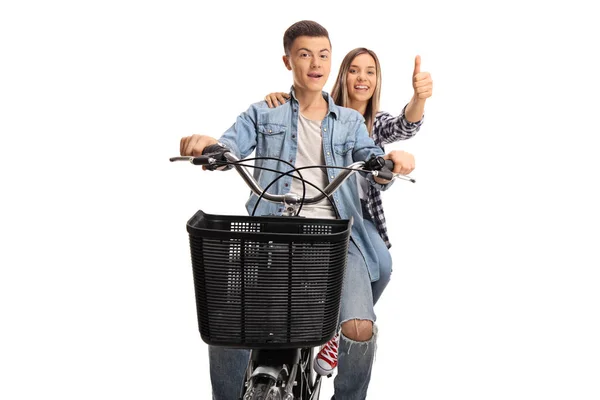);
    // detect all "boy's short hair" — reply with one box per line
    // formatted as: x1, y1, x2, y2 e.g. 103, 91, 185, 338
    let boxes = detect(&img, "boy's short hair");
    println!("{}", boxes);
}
283, 20, 330, 56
